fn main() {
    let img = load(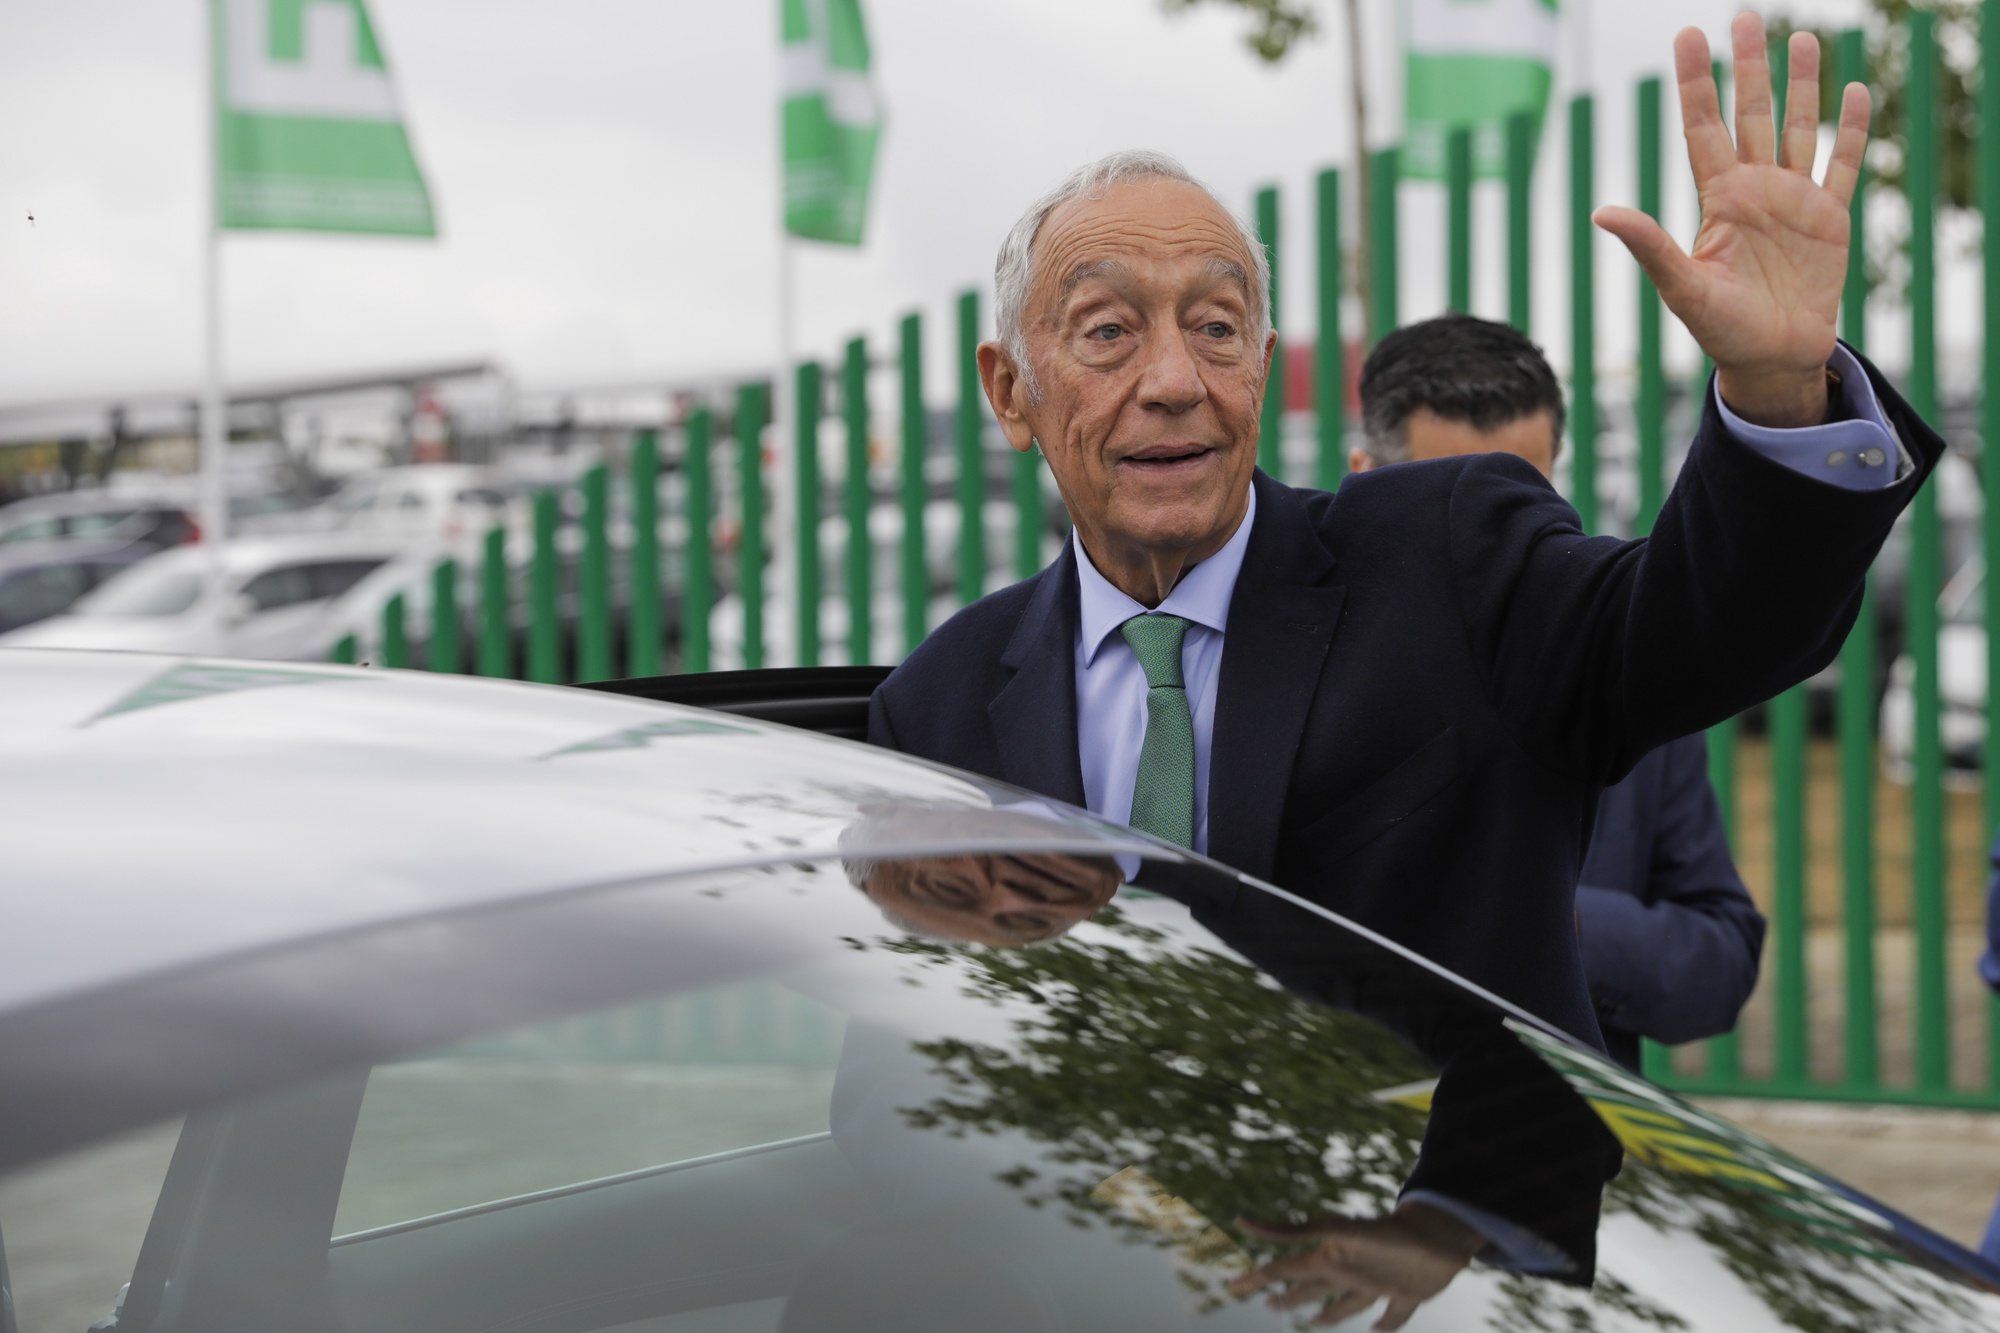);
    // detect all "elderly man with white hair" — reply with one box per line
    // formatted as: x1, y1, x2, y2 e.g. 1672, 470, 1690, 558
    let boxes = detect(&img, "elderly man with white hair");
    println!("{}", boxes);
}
869, 17, 1934, 1054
